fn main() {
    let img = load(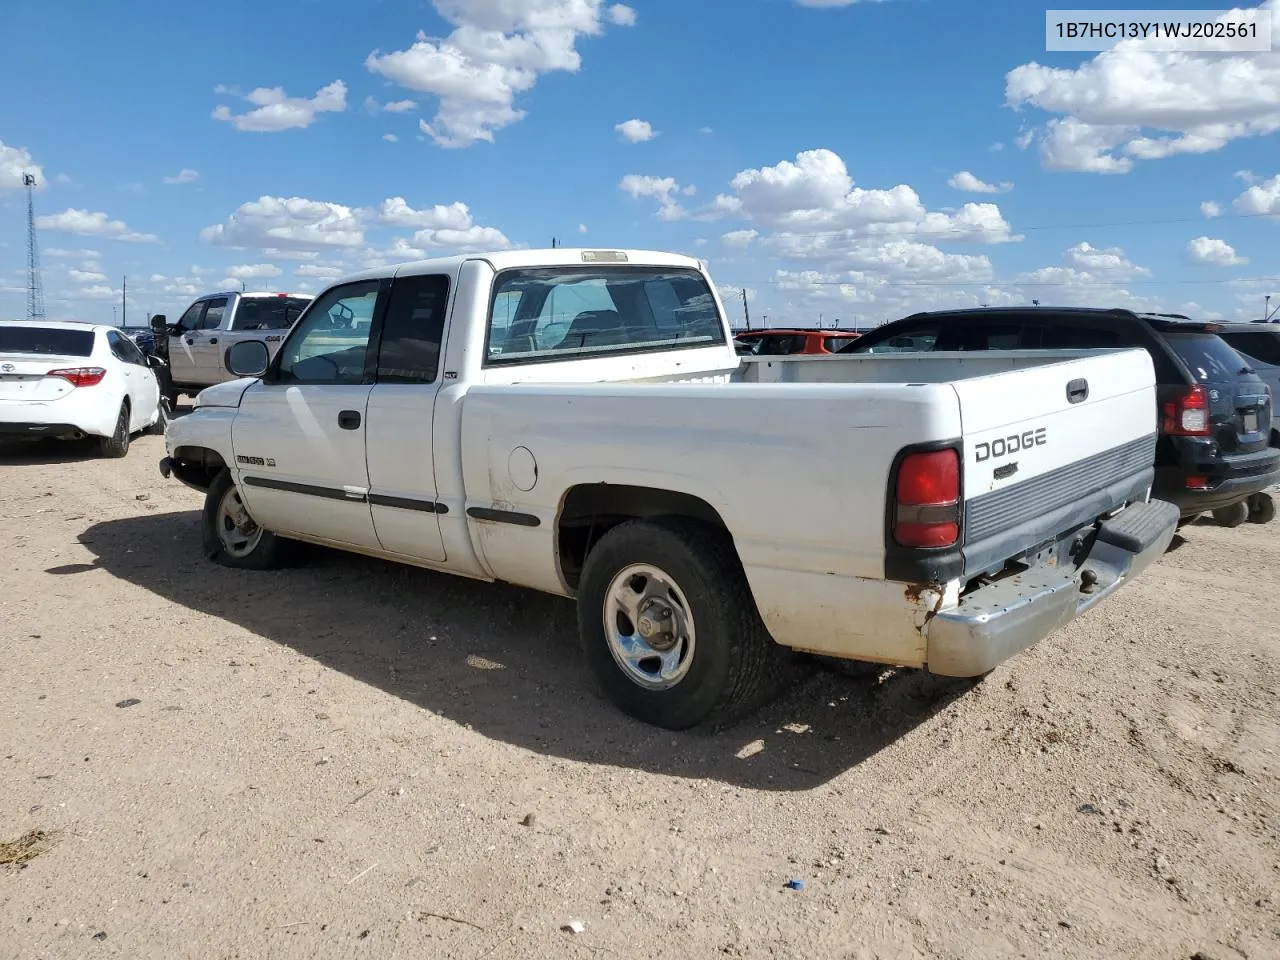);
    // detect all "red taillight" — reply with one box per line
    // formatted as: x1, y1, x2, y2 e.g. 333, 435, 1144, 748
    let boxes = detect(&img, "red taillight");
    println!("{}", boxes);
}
1161, 385, 1210, 436
47, 367, 107, 387
1185, 476, 1212, 490
894, 448, 961, 548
